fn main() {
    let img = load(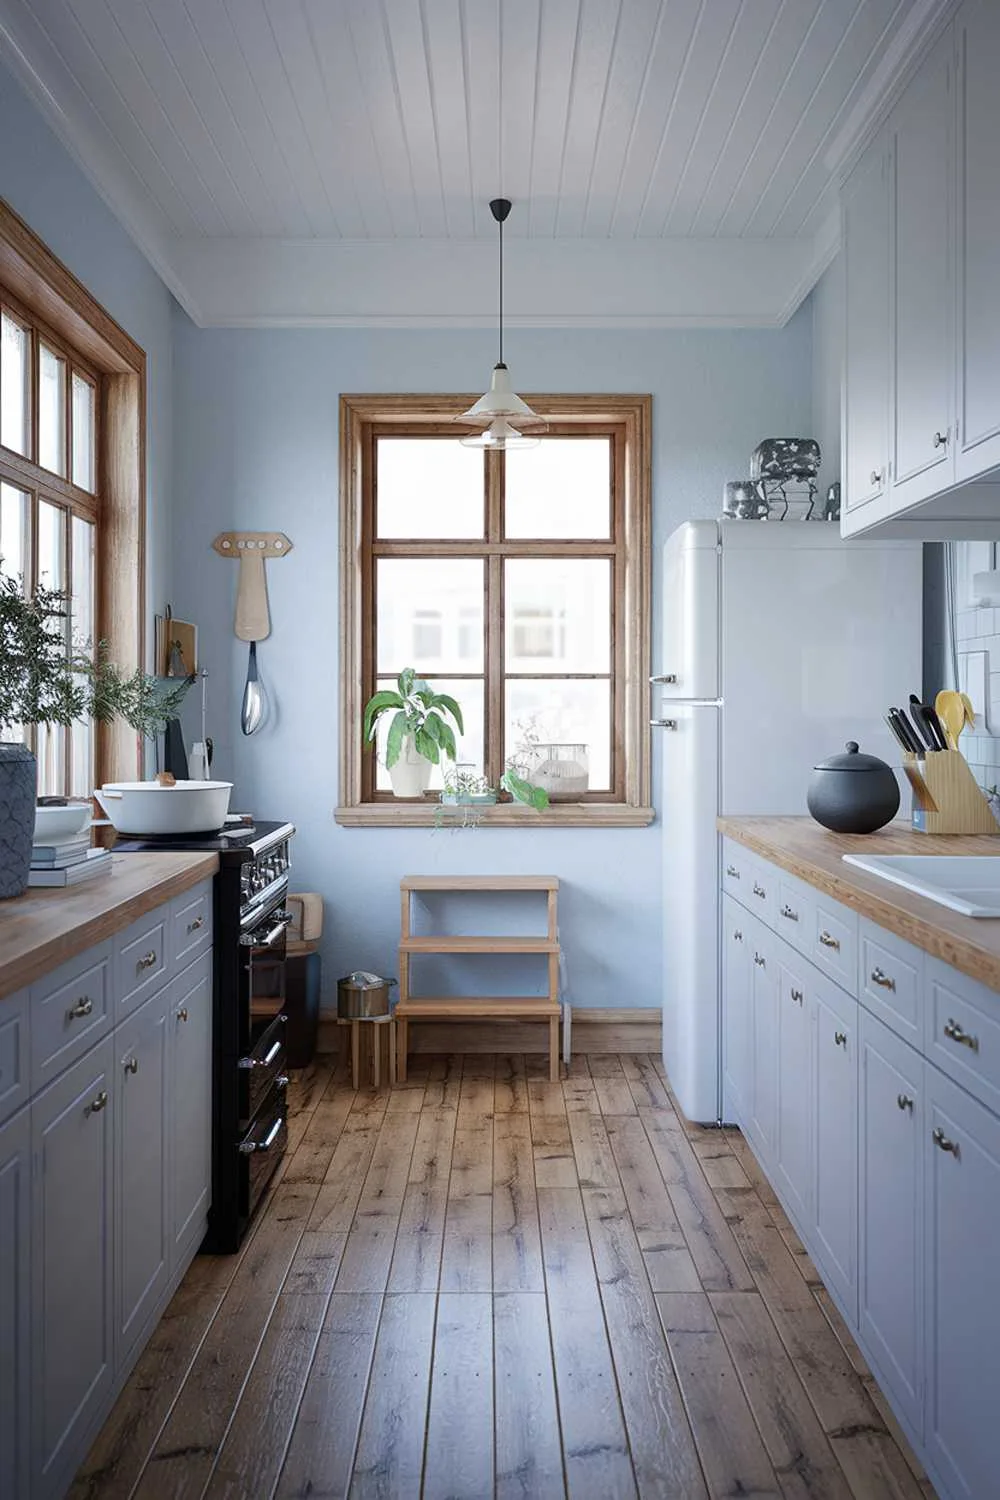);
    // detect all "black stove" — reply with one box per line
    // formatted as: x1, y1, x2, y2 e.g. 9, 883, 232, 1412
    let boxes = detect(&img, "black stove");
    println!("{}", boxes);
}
115, 819, 296, 1251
